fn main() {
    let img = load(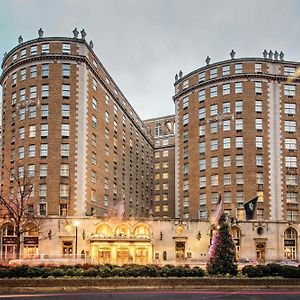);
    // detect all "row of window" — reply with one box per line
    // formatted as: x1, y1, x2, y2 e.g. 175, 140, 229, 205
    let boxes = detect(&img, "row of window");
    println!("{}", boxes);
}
10, 64, 70, 86
16, 144, 70, 159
